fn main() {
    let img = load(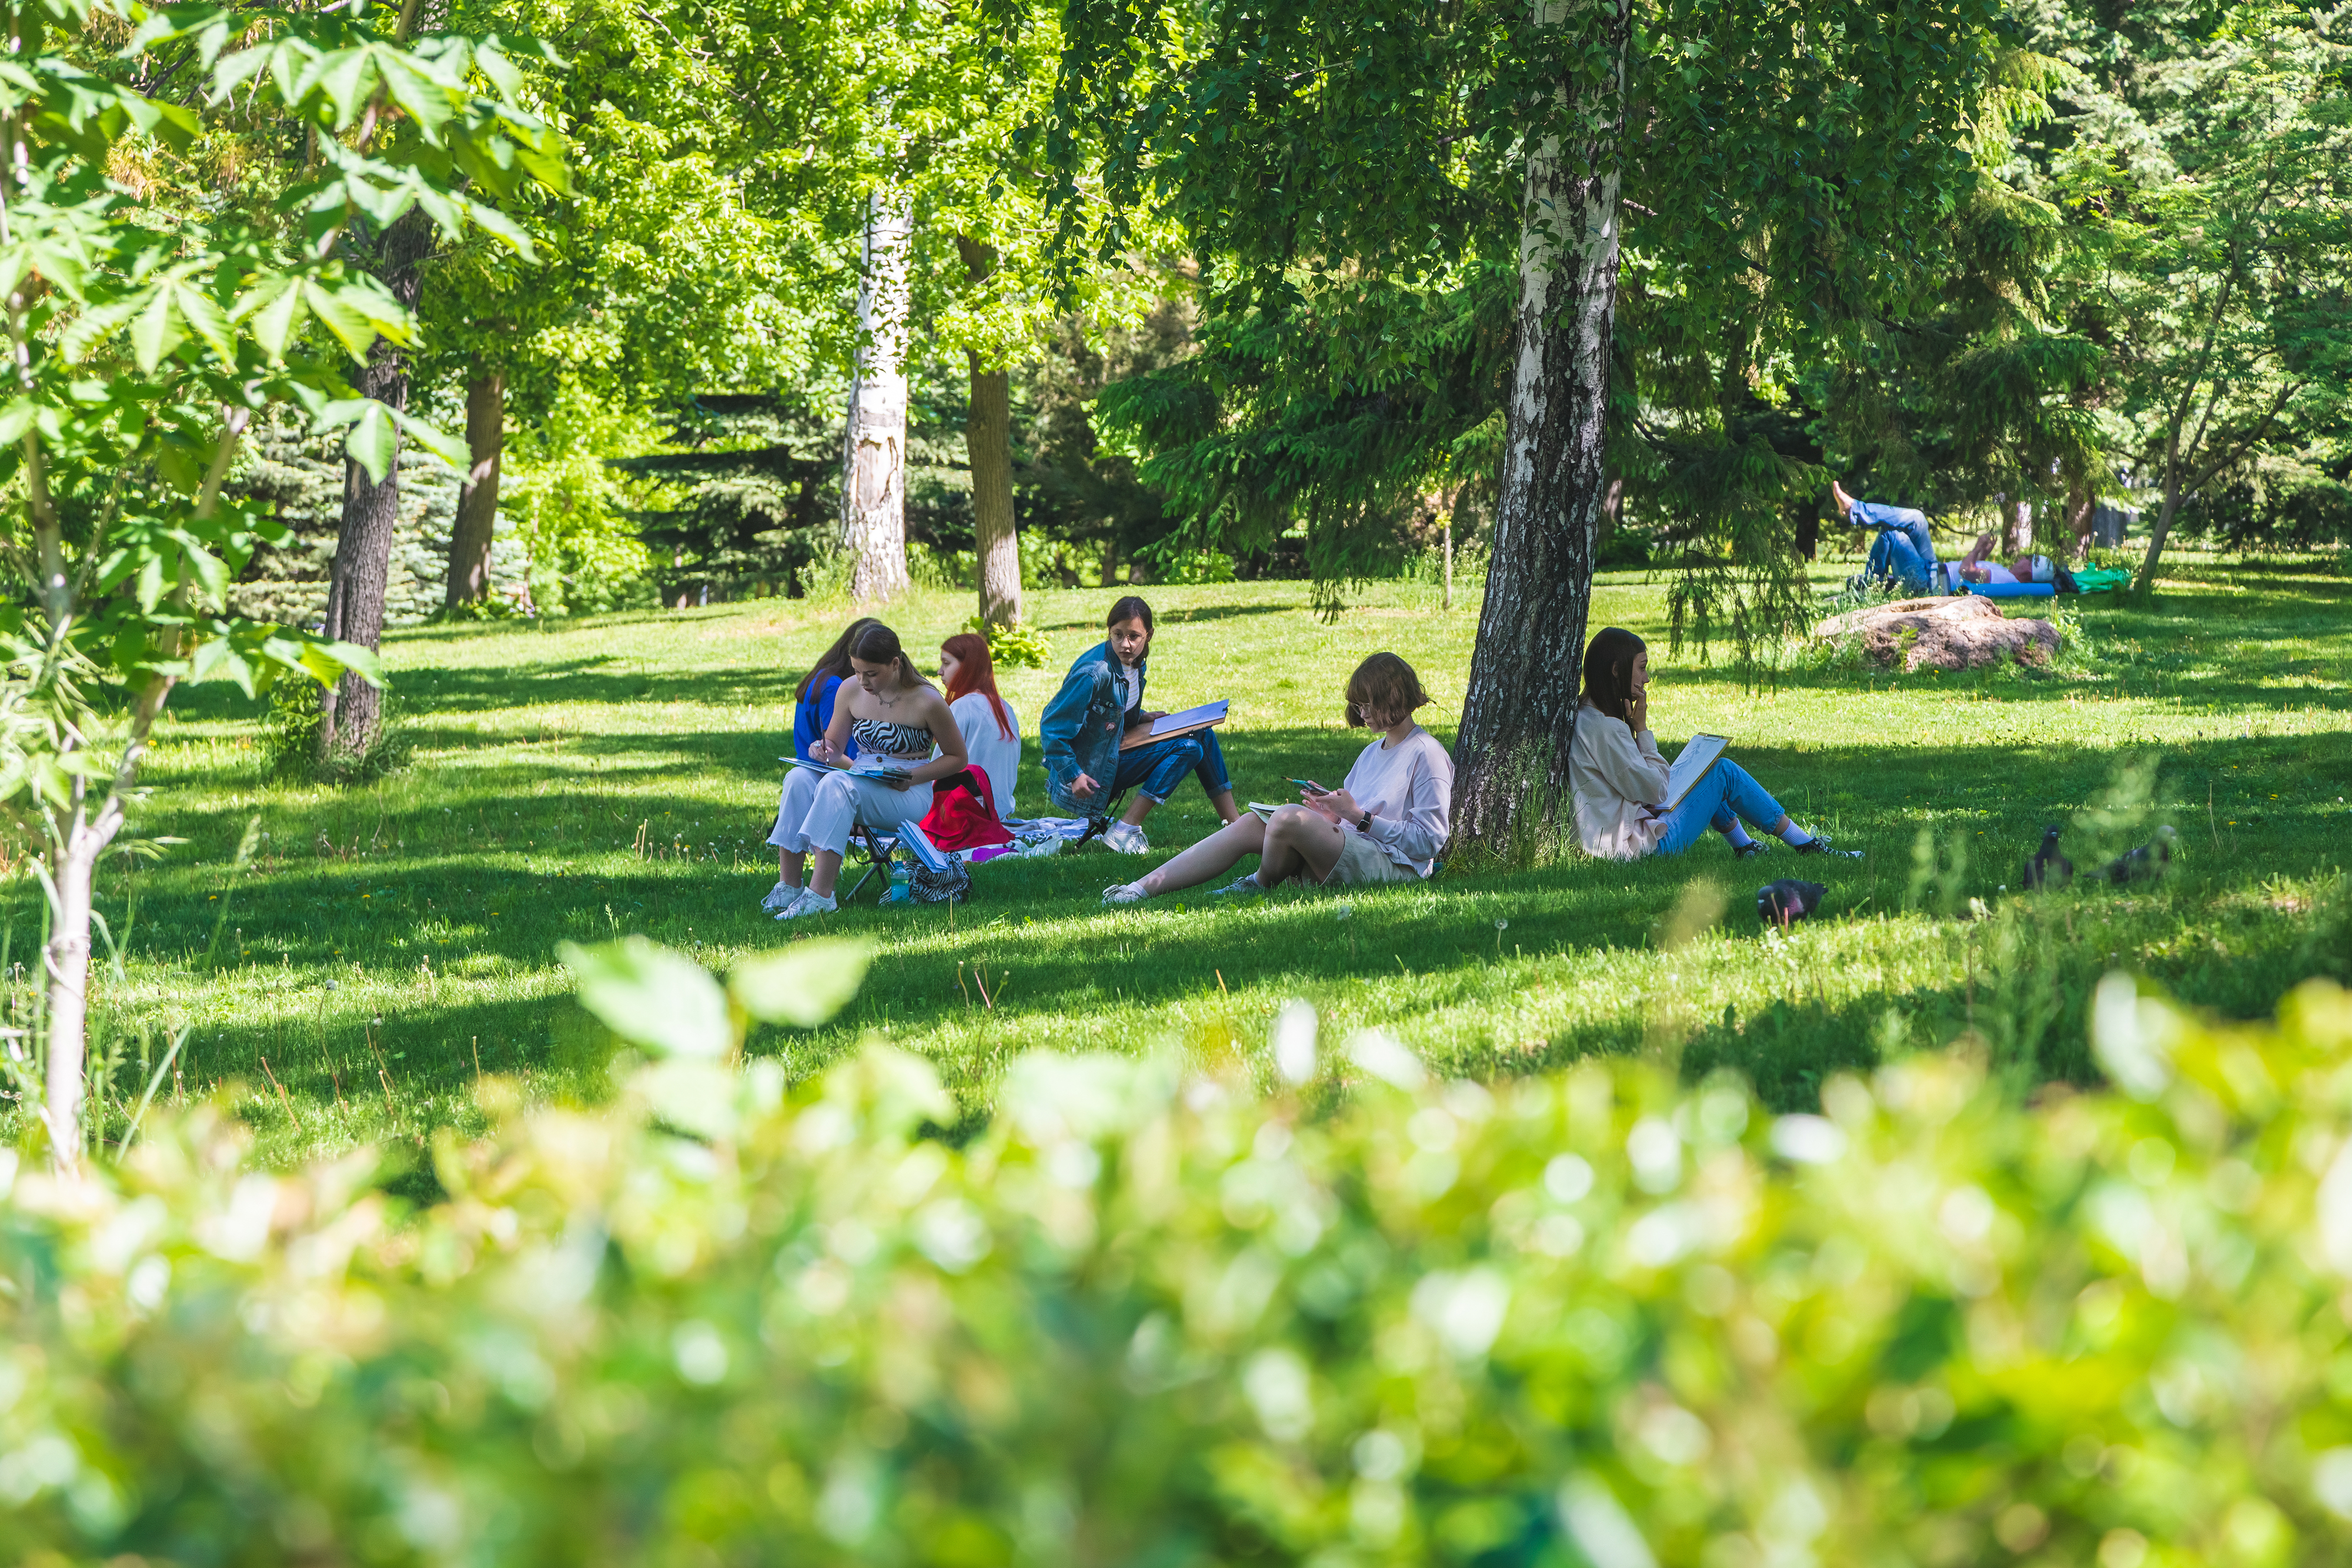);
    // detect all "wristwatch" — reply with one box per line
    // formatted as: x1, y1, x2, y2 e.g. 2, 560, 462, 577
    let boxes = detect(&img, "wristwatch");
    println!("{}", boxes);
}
1357, 810, 1374, 833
